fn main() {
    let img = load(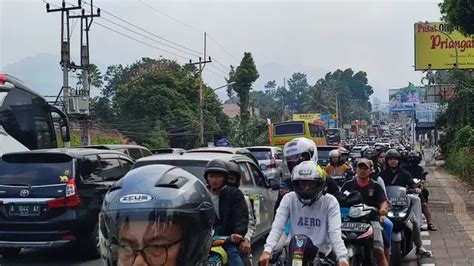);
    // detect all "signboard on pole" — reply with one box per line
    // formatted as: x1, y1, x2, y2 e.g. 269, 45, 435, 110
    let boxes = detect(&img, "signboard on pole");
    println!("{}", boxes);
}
389, 83, 425, 112
415, 103, 439, 123
414, 22, 474, 70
